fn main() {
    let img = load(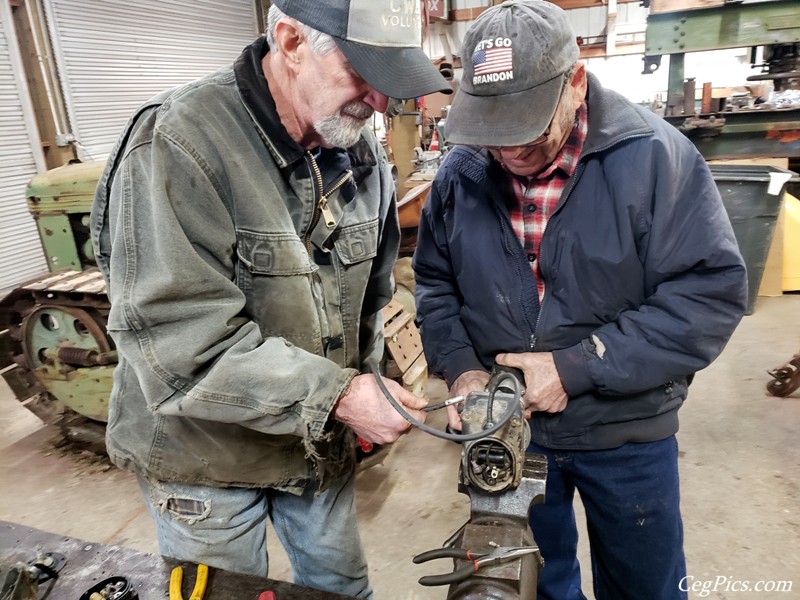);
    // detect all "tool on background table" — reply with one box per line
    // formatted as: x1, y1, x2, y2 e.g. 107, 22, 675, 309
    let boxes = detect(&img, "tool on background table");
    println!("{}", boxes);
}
412, 545, 539, 586
170, 564, 208, 600
257, 592, 276, 599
